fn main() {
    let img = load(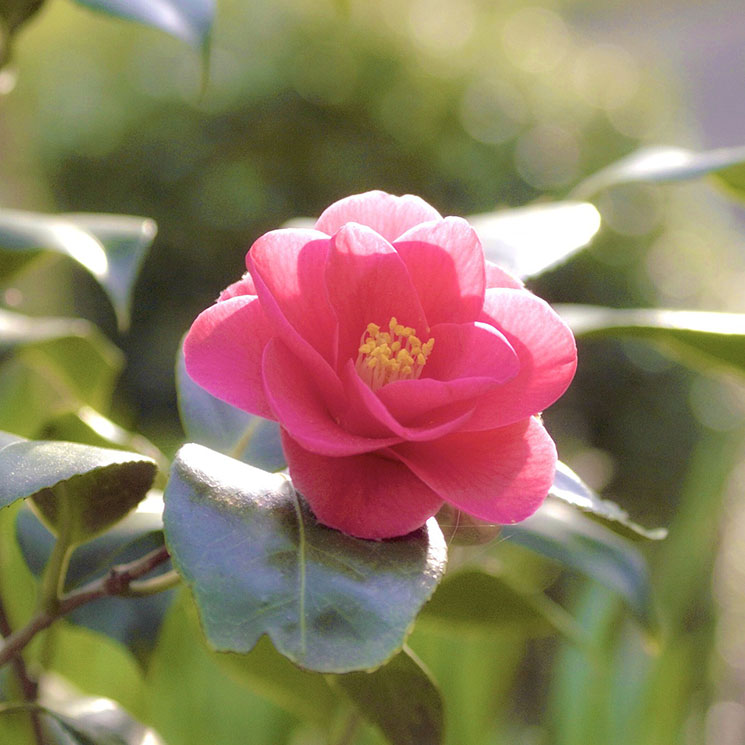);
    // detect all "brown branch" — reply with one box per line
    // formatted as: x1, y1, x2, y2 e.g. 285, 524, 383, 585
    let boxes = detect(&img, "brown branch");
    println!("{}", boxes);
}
0, 545, 171, 671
